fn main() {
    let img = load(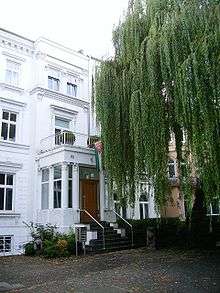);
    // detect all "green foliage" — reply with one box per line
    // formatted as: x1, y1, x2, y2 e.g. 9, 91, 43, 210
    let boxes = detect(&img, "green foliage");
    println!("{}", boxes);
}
95, 0, 220, 210
24, 223, 76, 258
24, 242, 36, 256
